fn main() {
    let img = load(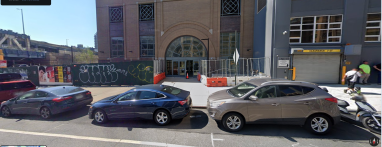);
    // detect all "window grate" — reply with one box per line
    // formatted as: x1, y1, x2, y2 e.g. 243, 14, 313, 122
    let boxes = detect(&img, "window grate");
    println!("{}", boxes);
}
221, 0, 240, 16
110, 7, 123, 23
220, 32, 240, 58
139, 4, 154, 21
